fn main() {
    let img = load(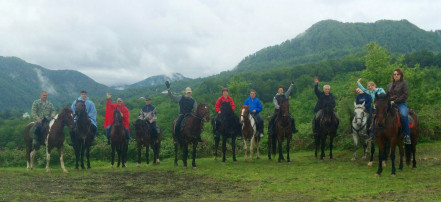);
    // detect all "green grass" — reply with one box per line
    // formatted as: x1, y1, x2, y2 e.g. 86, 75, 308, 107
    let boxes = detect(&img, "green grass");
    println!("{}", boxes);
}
1, 142, 440, 201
